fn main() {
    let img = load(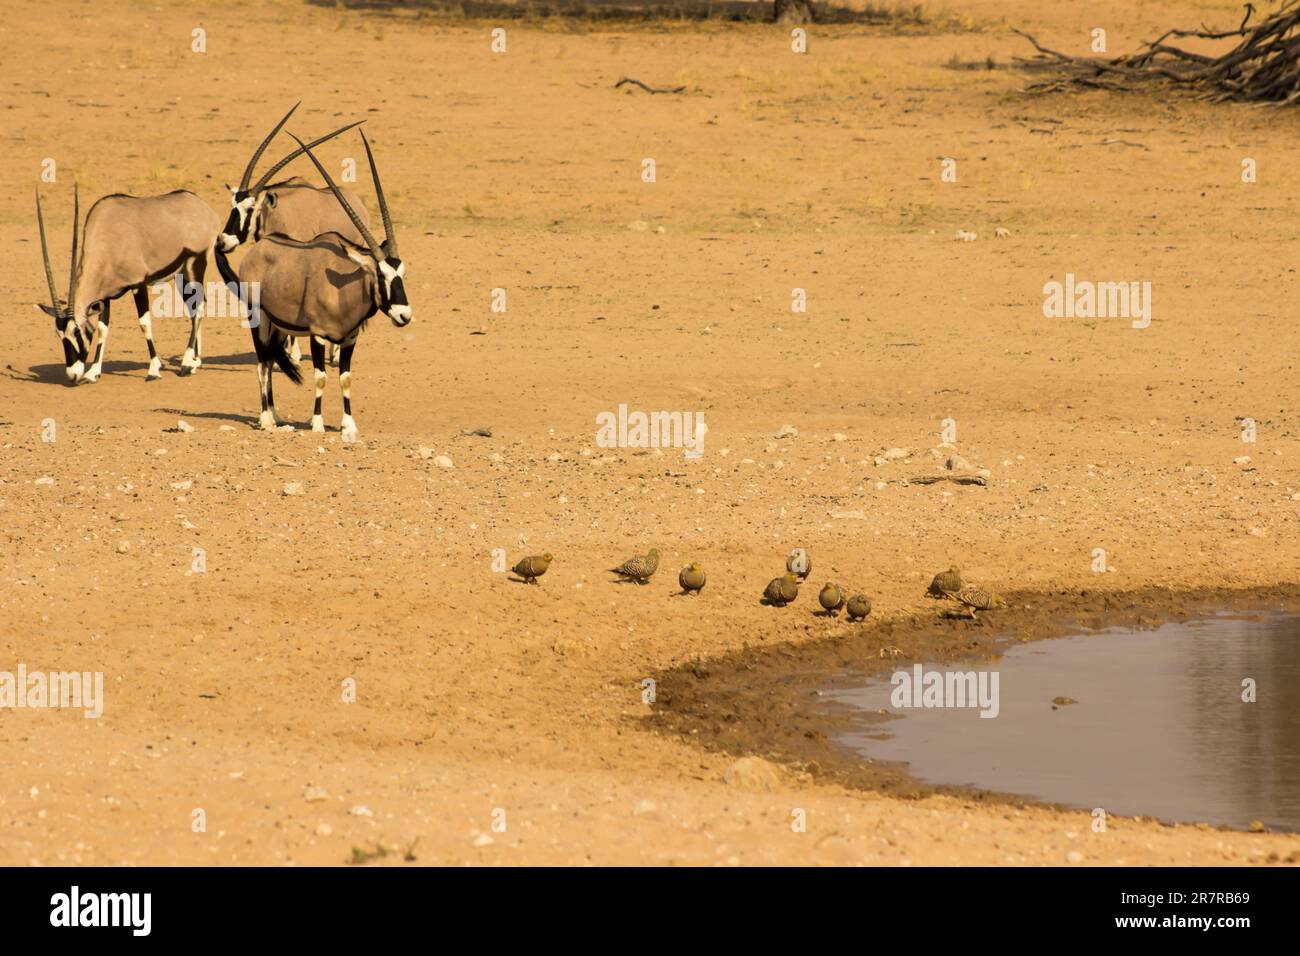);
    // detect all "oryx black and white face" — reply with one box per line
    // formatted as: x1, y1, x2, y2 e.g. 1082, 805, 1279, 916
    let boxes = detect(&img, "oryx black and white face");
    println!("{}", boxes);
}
377, 256, 410, 326
218, 189, 255, 251
37, 302, 89, 381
